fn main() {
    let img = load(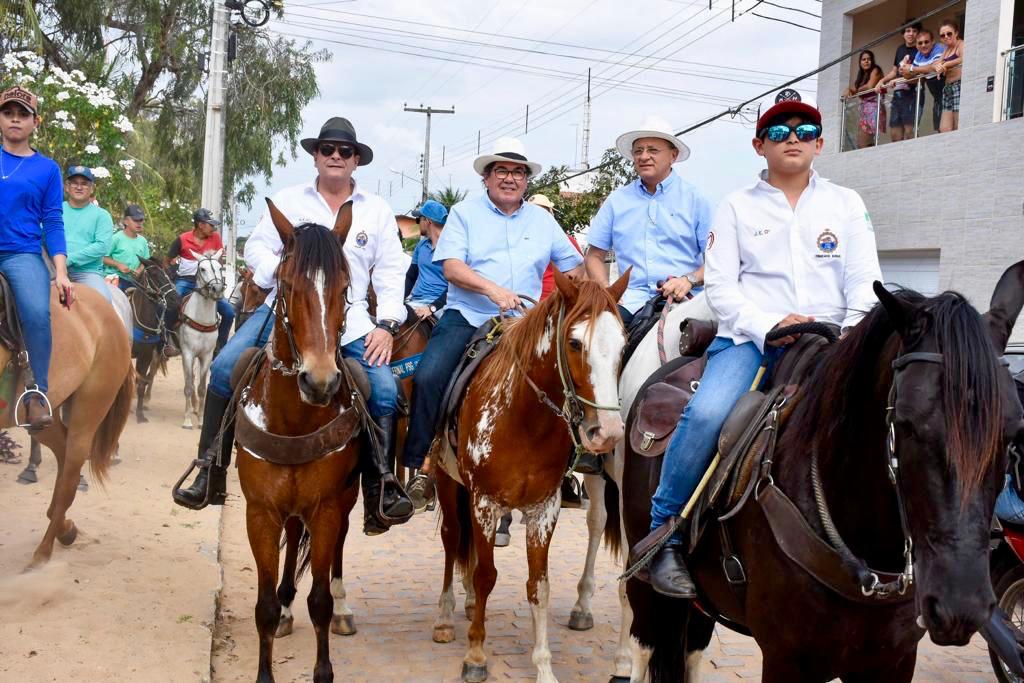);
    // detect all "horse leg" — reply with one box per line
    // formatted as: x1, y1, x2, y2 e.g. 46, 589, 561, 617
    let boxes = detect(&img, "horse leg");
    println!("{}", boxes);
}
840, 650, 916, 683
683, 609, 715, 683
462, 495, 500, 683
462, 545, 477, 620
196, 352, 211, 422
246, 506, 283, 683
135, 350, 150, 423
30, 425, 89, 567
523, 494, 561, 683
182, 349, 195, 429
570, 473, 605, 632
433, 472, 460, 643
18, 437, 43, 484
329, 487, 358, 636
305, 509, 342, 683
275, 516, 302, 637
611, 580, 637, 682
